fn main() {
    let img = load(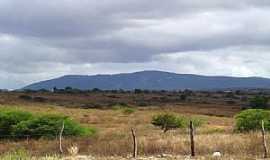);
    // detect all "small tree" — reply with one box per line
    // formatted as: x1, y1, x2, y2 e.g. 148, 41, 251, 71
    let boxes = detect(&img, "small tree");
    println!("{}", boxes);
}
152, 113, 185, 133
249, 96, 269, 109
235, 109, 270, 132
